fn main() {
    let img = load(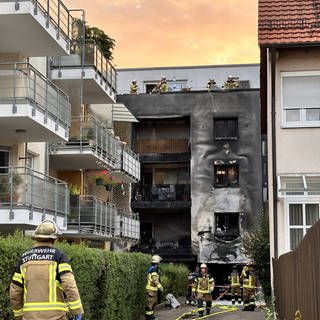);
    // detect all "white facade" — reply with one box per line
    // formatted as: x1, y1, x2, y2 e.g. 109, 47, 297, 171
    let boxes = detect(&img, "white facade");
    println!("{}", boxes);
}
267, 48, 320, 257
